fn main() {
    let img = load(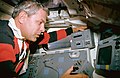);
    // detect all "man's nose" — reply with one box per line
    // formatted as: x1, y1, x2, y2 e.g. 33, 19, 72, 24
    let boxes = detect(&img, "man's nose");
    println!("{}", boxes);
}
40, 24, 45, 32
41, 27, 45, 32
